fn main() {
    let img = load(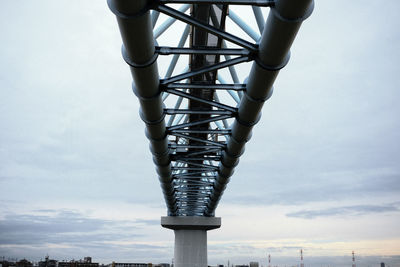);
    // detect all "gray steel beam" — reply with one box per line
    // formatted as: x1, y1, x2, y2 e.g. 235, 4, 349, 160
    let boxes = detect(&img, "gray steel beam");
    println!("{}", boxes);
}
159, 0, 274, 6
108, 0, 177, 214
156, 46, 250, 56
205, 0, 314, 216
110, 0, 313, 218
165, 83, 246, 91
